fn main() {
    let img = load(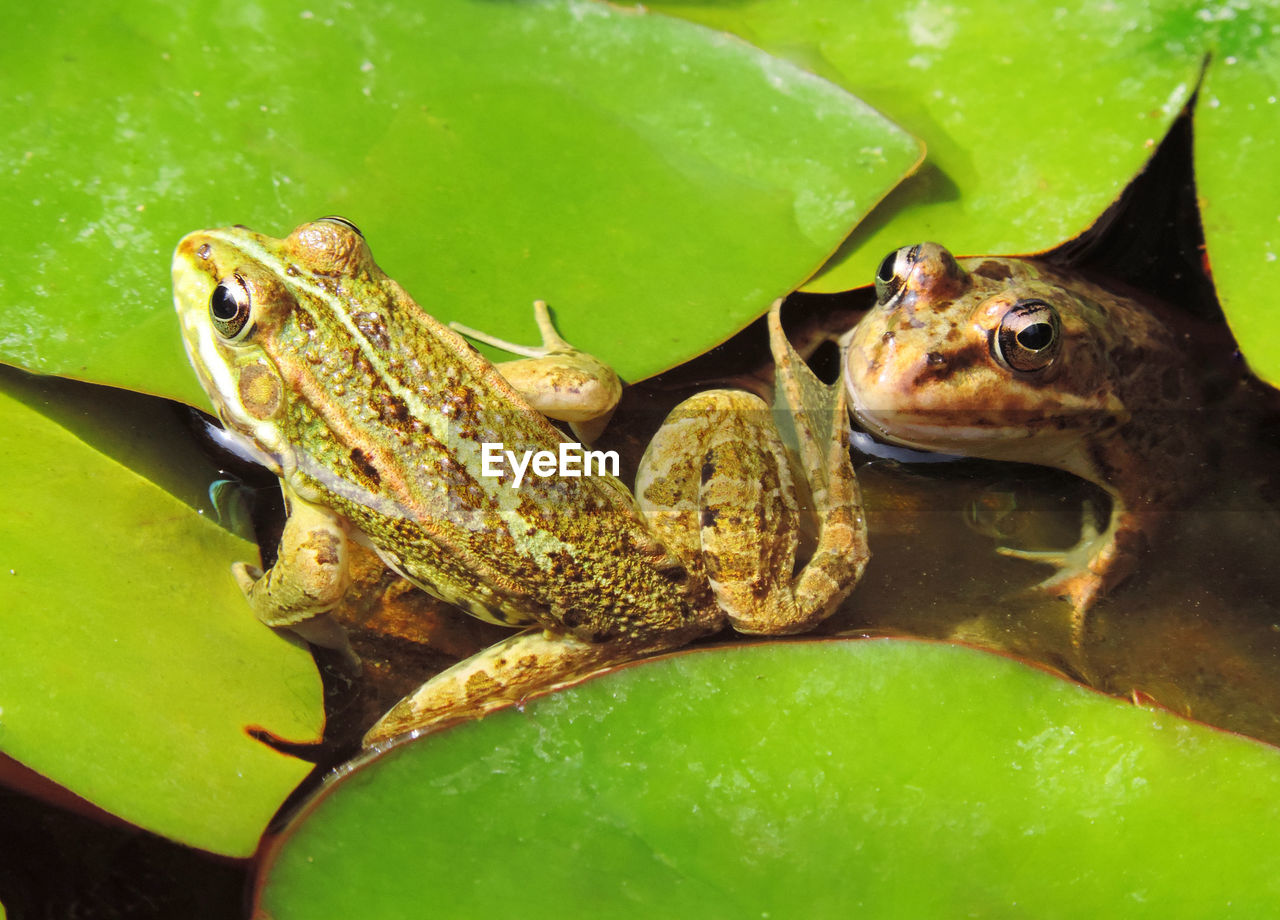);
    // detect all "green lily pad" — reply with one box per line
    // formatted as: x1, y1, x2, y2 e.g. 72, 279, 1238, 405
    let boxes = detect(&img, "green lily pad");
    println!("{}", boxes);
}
0, 372, 323, 858
257, 640, 1280, 917
1196, 37, 1280, 383
0, 0, 919, 409
644, 0, 1280, 384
